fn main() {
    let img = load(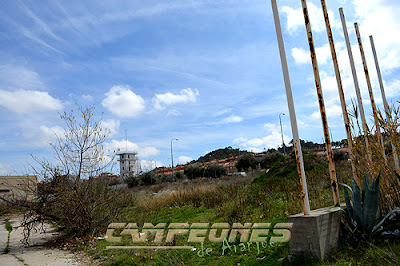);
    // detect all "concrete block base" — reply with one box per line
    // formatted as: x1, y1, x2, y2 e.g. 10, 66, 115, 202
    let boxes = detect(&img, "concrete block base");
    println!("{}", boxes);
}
287, 206, 343, 259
